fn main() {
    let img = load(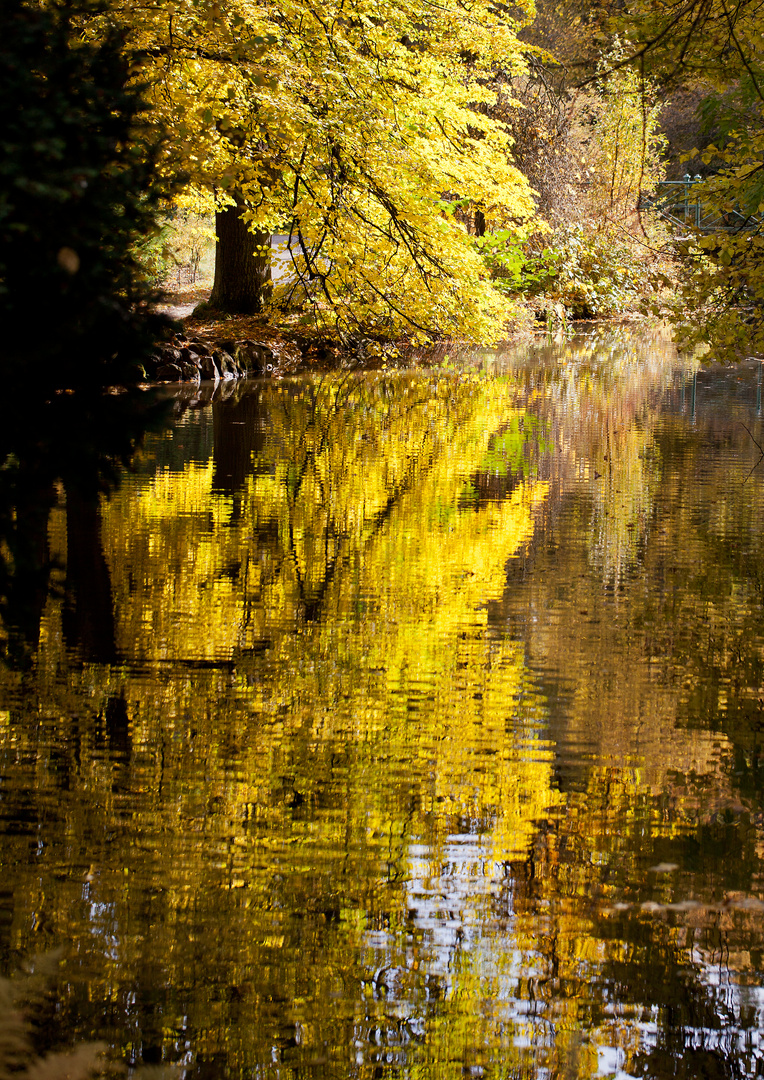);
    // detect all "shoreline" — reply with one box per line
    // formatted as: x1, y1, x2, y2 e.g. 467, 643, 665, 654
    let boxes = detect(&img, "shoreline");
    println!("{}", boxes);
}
148, 292, 658, 385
